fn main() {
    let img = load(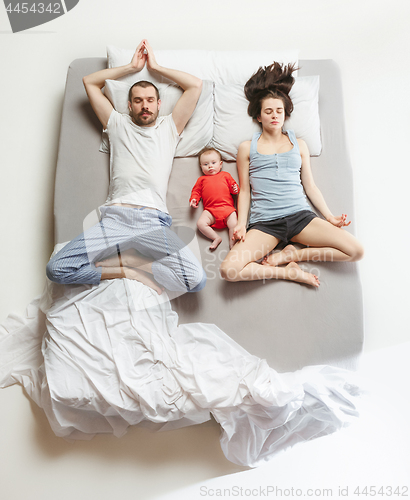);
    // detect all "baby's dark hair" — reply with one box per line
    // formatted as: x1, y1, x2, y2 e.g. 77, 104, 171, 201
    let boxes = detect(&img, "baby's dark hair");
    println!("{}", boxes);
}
198, 147, 222, 164
244, 62, 298, 120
